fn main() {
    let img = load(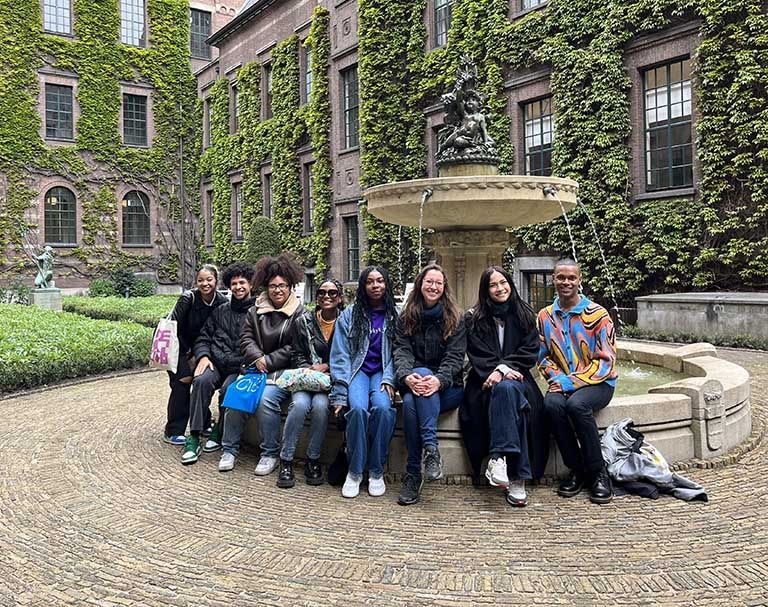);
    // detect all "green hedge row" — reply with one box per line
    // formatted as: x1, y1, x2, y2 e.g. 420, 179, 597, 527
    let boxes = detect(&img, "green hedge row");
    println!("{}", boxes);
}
0, 304, 153, 393
62, 295, 177, 328
620, 325, 768, 351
